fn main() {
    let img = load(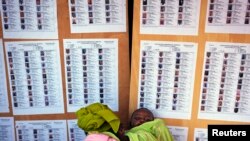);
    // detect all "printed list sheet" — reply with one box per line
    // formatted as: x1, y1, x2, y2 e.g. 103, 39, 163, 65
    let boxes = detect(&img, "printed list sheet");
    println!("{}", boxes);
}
140, 0, 201, 35
64, 39, 119, 112
68, 0, 126, 33
205, 0, 250, 34
198, 42, 250, 122
0, 0, 59, 39
0, 39, 9, 113
5, 41, 64, 115
138, 40, 197, 119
